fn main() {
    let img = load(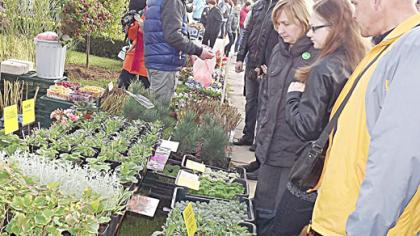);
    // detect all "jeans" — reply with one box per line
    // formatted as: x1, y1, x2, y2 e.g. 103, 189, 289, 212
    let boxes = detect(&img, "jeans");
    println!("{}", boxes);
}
270, 189, 315, 236
235, 28, 244, 52
224, 32, 237, 56
243, 67, 259, 141
147, 69, 177, 104
254, 164, 291, 236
